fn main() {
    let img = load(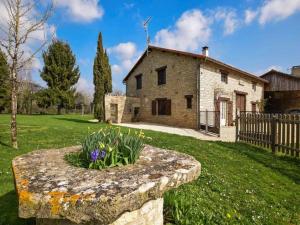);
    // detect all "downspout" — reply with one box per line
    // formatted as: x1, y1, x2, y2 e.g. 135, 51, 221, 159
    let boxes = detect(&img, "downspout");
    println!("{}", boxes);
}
197, 61, 201, 129
197, 57, 207, 129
